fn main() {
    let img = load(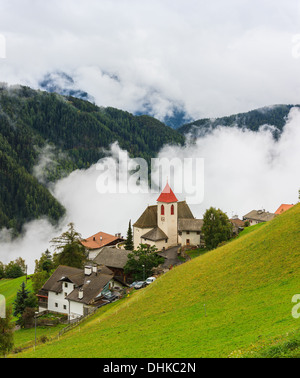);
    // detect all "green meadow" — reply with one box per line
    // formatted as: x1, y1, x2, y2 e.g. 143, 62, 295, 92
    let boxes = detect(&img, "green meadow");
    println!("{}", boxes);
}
0, 276, 32, 310
8, 204, 300, 357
